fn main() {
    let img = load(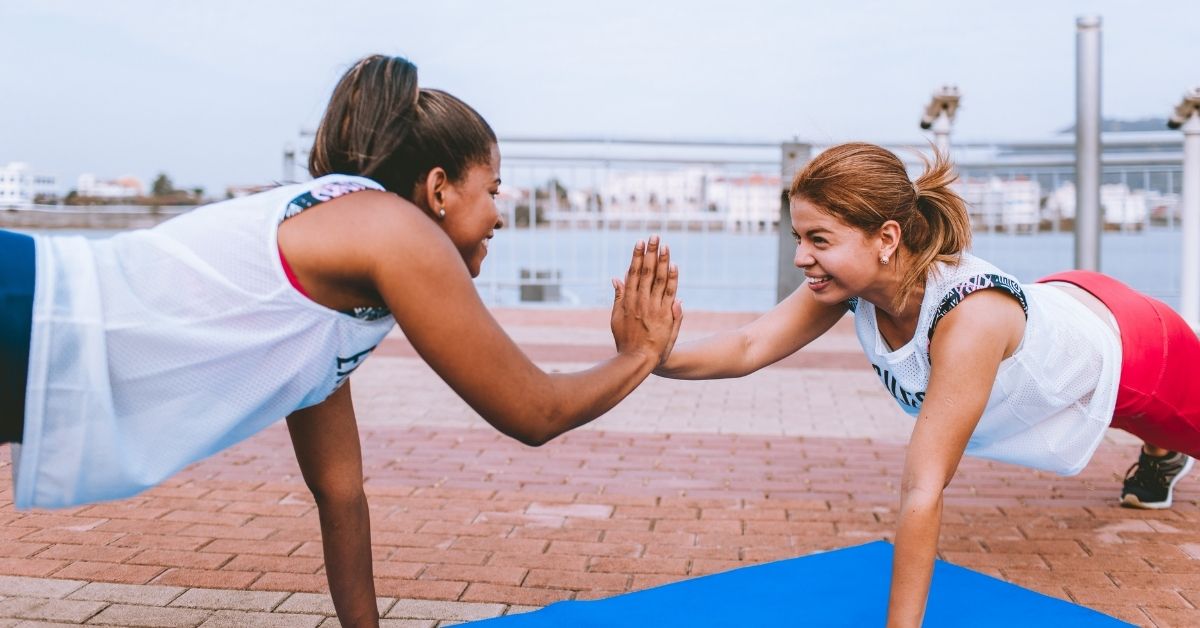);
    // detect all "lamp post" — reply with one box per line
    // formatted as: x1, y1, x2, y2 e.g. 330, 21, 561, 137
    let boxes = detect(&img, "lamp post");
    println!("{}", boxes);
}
1075, 15, 1102, 272
919, 85, 961, 156
1168, 87, 1200, 329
